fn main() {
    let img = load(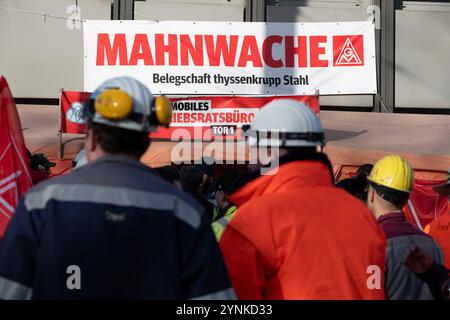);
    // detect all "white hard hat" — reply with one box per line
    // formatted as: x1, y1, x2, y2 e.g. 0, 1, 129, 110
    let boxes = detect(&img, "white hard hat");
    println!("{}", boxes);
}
246, 99, 324, 148
84, 76, 171, 132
